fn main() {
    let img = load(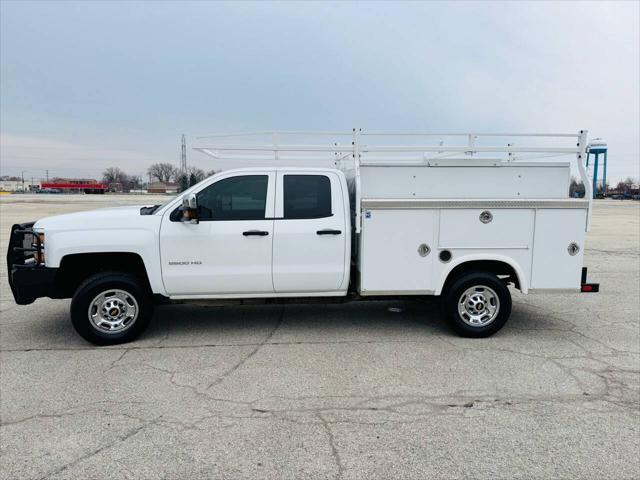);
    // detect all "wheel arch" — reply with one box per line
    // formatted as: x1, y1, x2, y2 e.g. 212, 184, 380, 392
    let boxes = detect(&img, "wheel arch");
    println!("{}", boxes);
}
54, 252, 153, 298
435, 254, 528, 295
